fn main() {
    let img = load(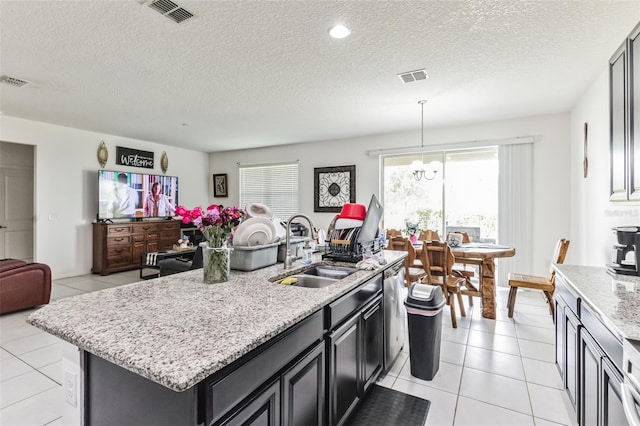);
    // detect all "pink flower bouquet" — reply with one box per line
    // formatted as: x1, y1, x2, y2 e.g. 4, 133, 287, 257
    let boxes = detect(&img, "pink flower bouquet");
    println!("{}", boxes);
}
176, 204, 246, 247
